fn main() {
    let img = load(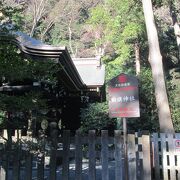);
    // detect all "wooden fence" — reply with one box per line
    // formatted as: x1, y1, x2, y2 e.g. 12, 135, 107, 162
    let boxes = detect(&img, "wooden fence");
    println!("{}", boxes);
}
0, 130, 180, 180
